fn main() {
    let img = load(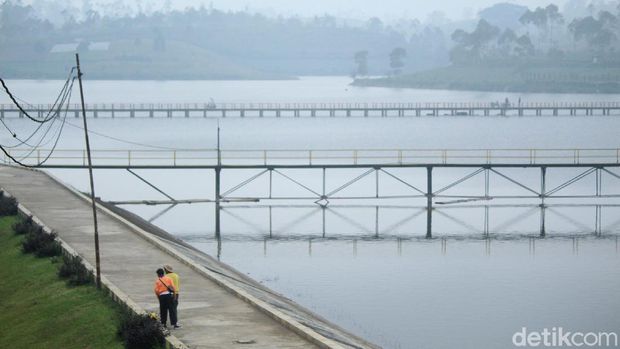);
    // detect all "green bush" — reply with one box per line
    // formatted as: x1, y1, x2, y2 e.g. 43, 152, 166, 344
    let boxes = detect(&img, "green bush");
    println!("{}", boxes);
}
13, 216, 35, 235
118, 312, 166, 349
58, 254, 93, 286
22, 228, 62, 258
0, 192, 18, 216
